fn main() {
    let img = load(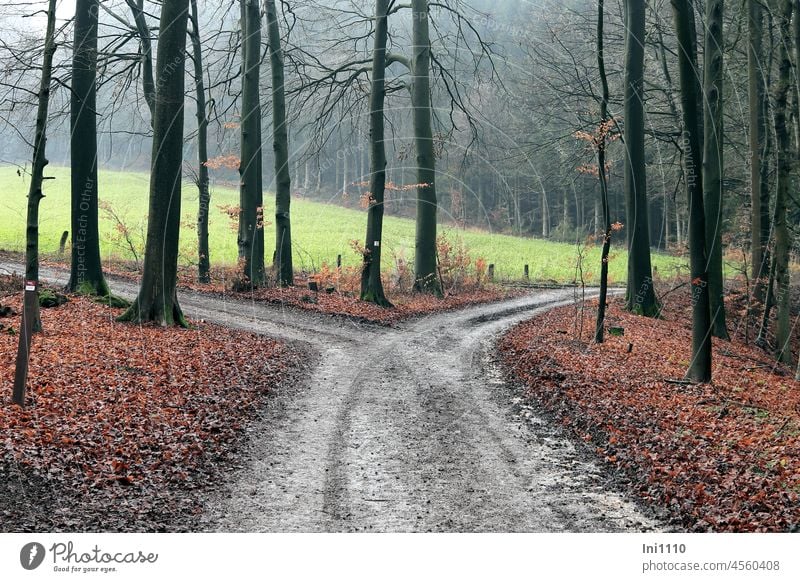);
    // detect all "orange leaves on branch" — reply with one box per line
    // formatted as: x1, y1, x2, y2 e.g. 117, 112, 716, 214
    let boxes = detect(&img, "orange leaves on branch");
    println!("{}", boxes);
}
349, 239, 368, 257
359, 192, 376, 209
574, 119, 618, 148
204, 154, 240, 171
217, 204, 240, 232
